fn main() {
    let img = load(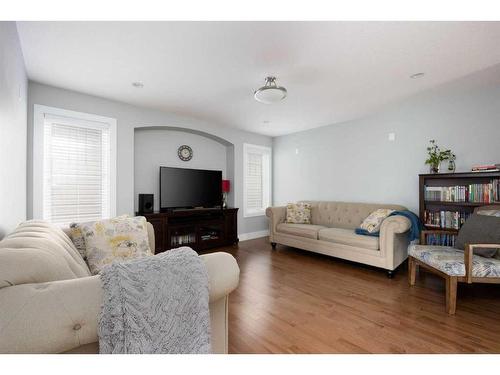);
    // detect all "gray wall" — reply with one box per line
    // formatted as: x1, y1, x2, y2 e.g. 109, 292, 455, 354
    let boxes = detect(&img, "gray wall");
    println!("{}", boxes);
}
273, 64, 500, 213
0, 22, 28, 238
28, 82, 273, 236
134, 128, 229, 212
